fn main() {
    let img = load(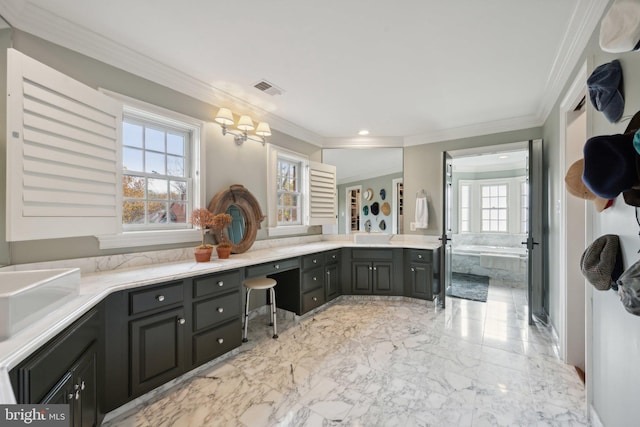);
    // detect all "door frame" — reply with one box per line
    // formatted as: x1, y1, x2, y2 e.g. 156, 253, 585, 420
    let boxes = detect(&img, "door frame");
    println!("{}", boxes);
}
345, 185, 362, 234
392, 178, 403, 234
558, 60, 591, 393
